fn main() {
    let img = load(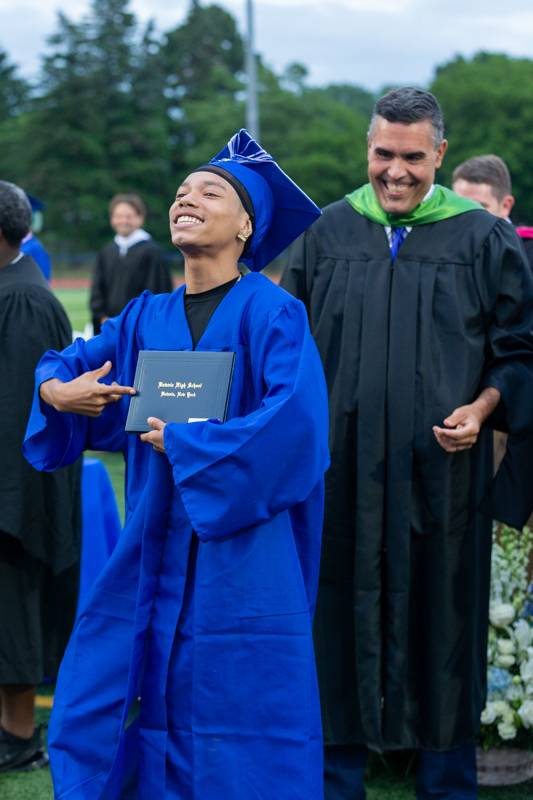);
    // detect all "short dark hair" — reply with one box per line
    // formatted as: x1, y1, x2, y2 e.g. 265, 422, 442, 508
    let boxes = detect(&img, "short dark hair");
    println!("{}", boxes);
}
369, 87, 445, 147
0, 181, 32, 246
452, 155, 512, 202
109, 193, 146, 218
